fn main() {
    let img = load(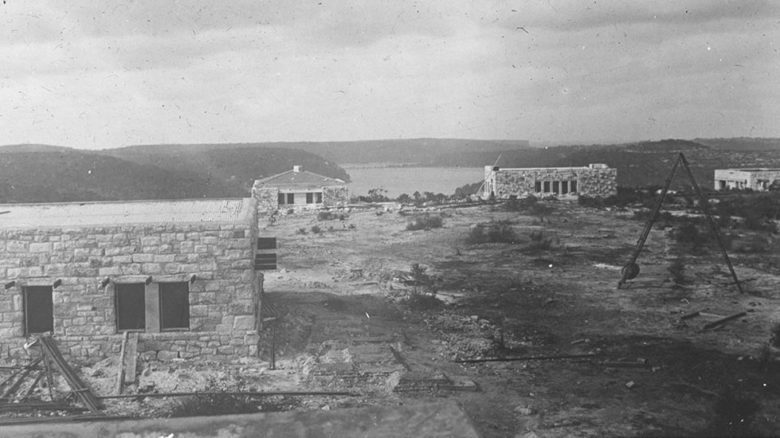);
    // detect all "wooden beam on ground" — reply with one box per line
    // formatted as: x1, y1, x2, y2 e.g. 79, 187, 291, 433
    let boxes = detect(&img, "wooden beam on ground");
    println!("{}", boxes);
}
389, 346, 412, 371
38, 336, 103, 413
115, 331, 129, 395
702, 311, 747, 331
0, 358, 42, 401
99, 390, 359, 400
124, 332, 139, 386
454, 353, 598, 363
680, 310, 702, 320
21, 370, 45, 401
